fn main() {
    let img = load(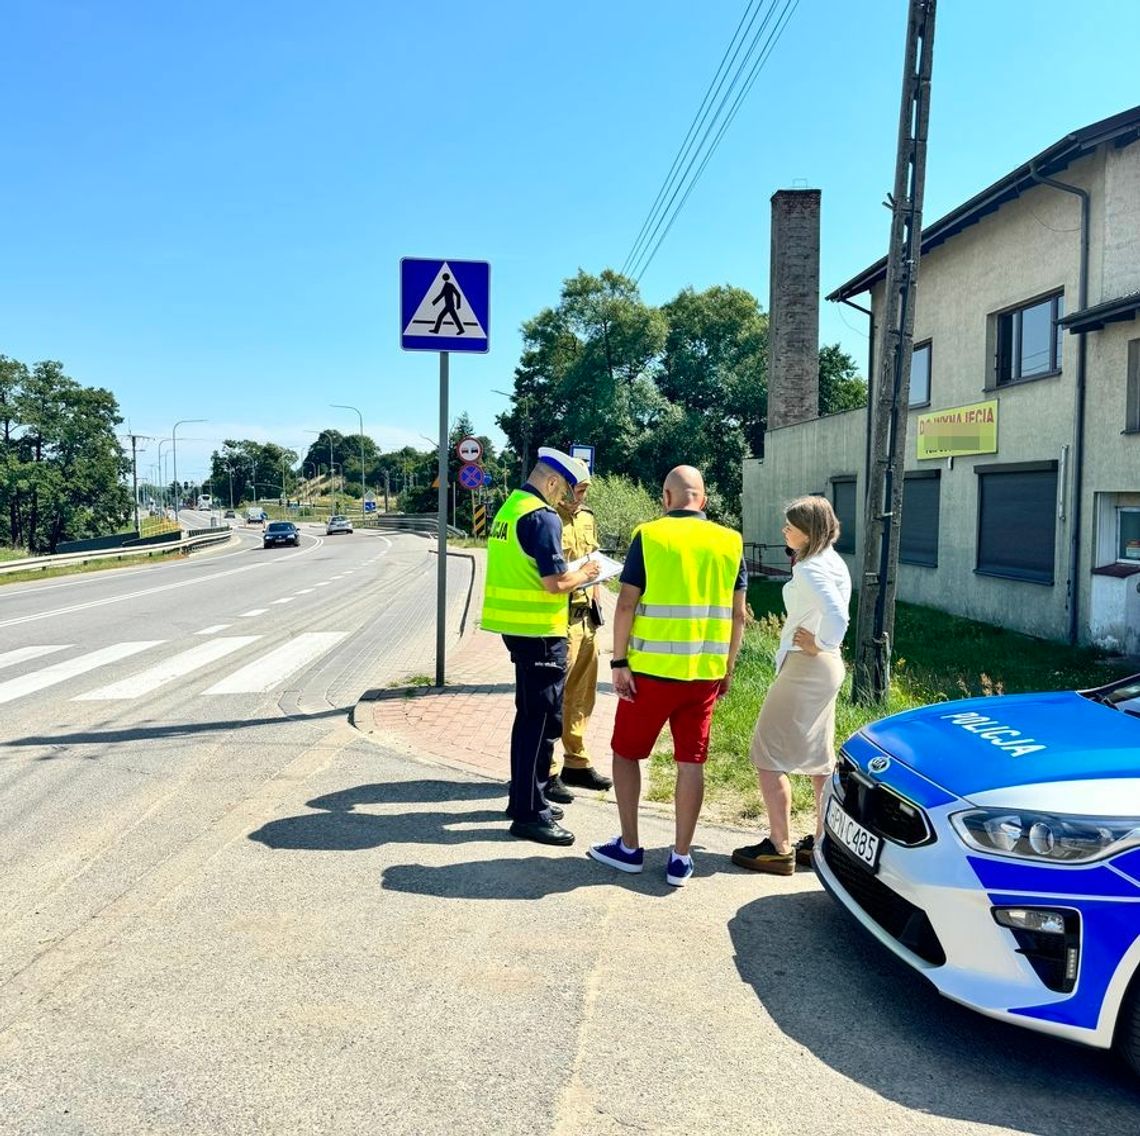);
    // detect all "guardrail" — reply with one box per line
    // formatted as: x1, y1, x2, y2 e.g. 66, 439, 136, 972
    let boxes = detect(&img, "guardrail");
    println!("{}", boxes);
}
358, 514, 466, 539
0, 527, 236, 576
